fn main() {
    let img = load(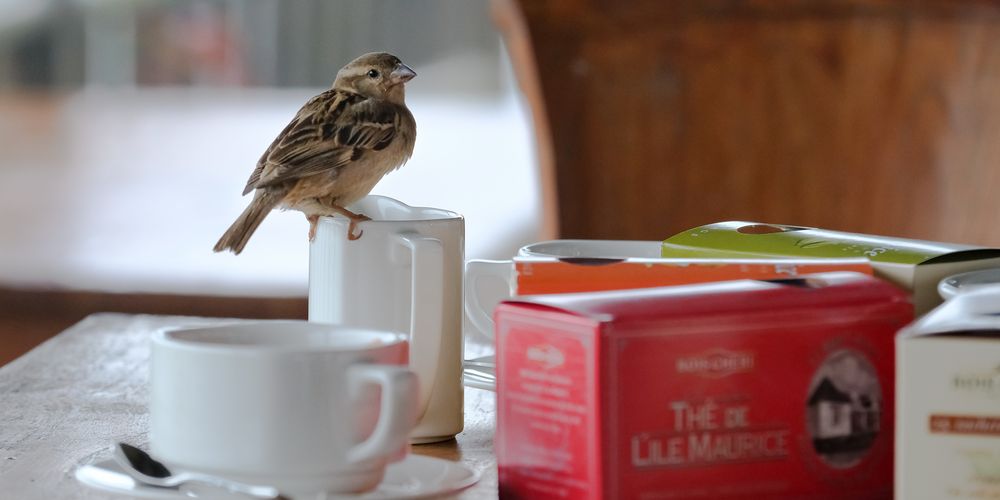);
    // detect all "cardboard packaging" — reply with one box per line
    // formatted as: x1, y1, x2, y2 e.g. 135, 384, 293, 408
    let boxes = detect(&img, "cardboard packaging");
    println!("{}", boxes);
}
660, 221, 1000, 315
896, 288, 1000, 500
496, 272, 912, 499
465, 248, 873, 342
513, 256, 873, 295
